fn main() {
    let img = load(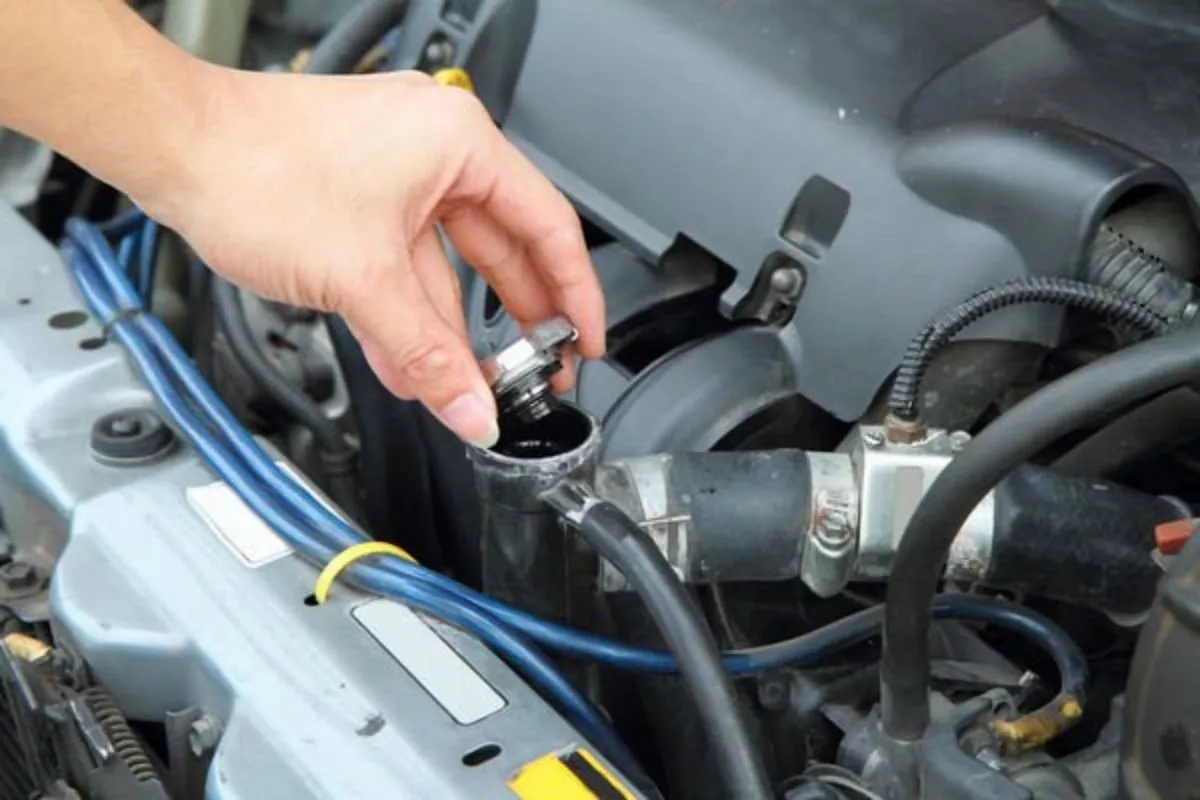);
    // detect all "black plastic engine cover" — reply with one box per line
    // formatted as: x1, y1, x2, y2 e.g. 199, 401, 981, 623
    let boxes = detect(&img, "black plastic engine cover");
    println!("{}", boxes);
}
398, 0, 1200, 425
